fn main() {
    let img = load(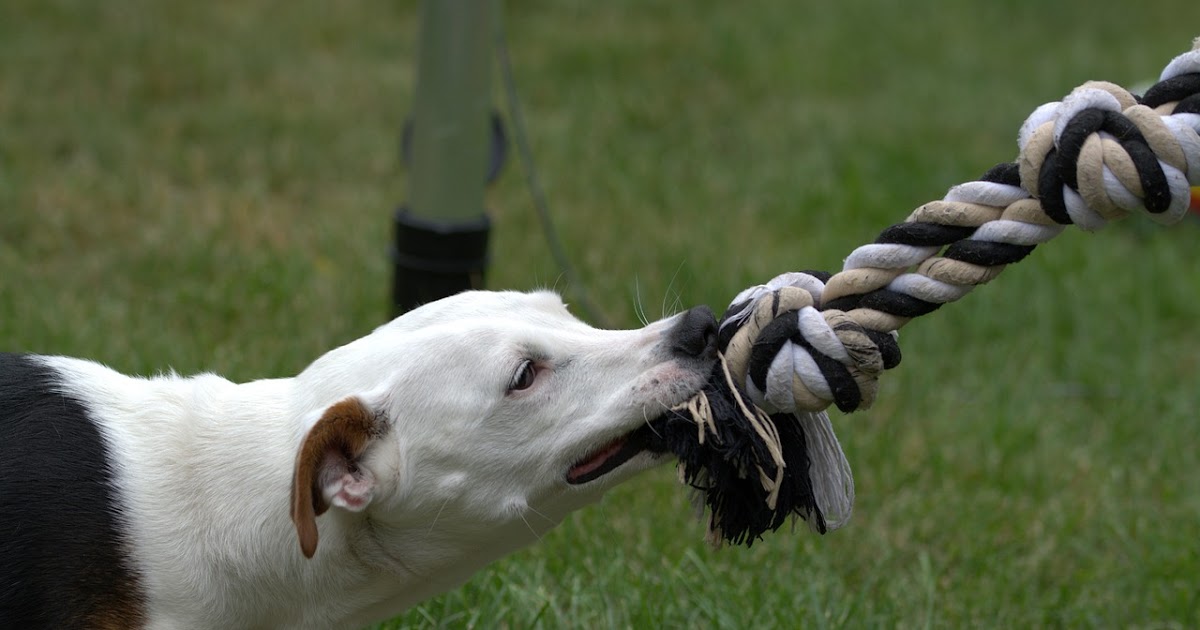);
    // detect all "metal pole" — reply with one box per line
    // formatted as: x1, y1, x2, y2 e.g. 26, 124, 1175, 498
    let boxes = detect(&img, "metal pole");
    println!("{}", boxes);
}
392, 0, 497, 315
